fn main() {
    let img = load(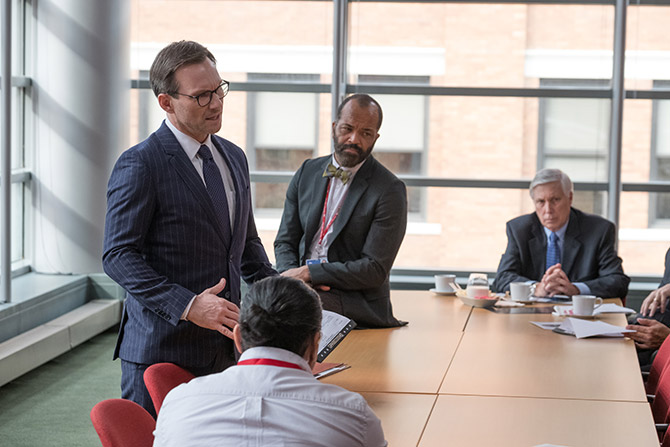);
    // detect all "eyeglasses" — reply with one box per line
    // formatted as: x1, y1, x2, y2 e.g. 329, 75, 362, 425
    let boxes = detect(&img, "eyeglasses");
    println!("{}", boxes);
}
172, 80, 229, 107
